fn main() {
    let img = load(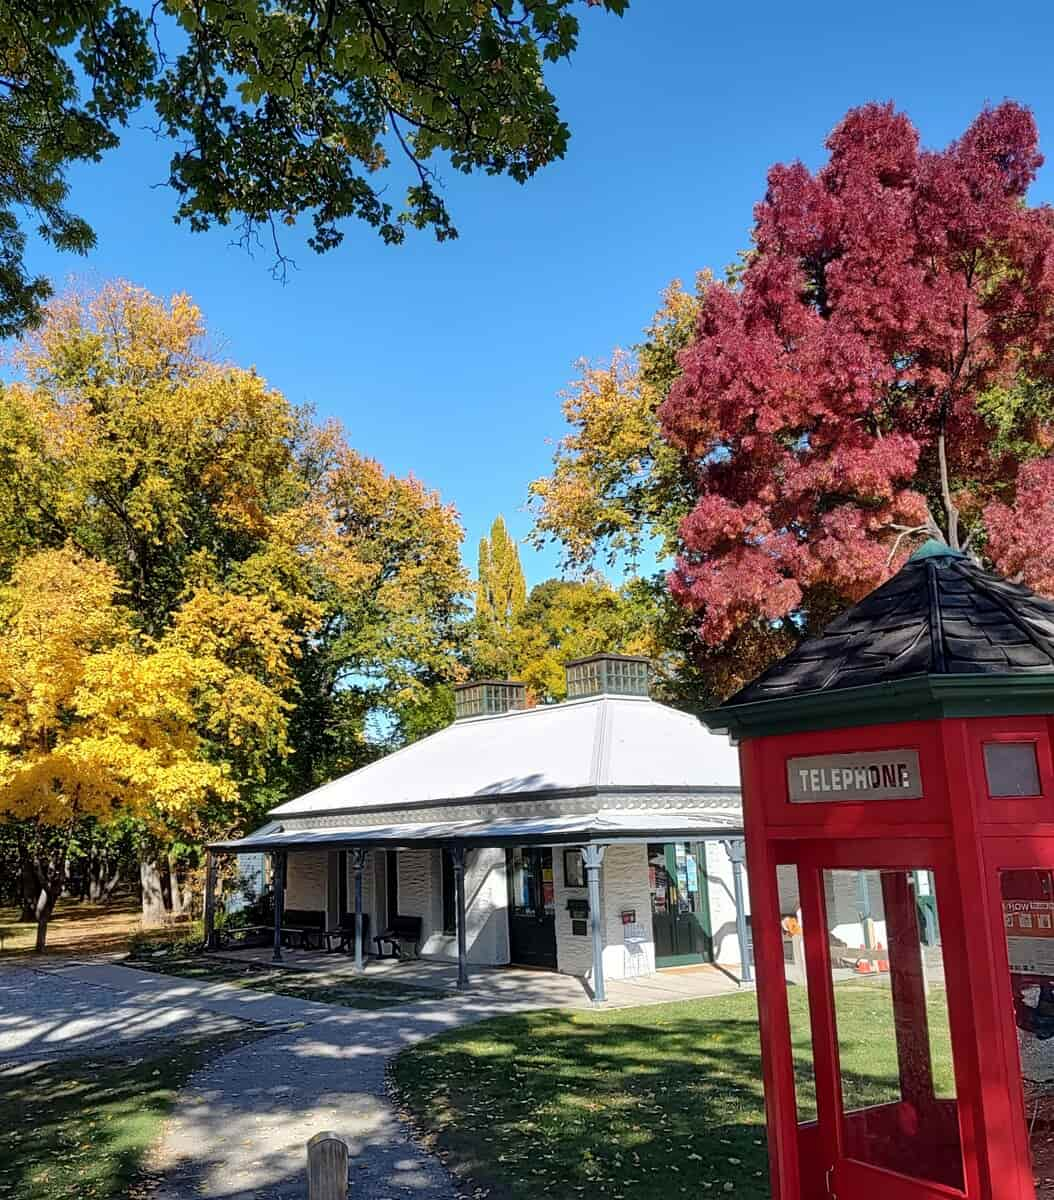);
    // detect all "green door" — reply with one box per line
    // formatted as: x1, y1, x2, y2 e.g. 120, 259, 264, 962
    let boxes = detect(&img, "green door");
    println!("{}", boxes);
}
649, 842, 713, 967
